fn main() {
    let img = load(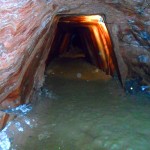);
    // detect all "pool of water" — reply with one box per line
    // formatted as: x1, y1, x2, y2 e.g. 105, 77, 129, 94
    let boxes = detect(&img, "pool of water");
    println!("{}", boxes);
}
10, 57, 150, 150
